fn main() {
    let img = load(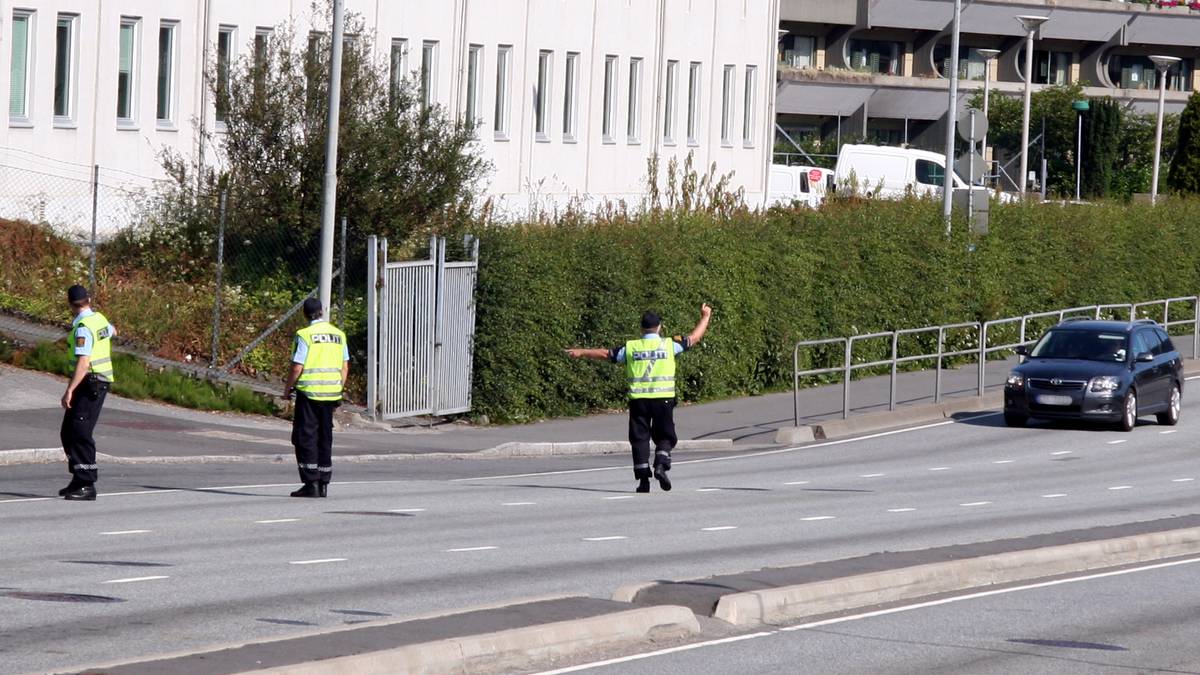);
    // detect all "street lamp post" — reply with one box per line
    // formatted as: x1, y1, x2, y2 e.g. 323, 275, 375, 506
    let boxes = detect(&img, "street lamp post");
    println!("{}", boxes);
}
1073, 99, 1089, 202
942, 0, 963, 233
1149, 55, 1181, 206
1016, 15, 1049, 199
978, 48, 1000, 183
317, 0, 346, 312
